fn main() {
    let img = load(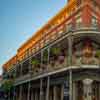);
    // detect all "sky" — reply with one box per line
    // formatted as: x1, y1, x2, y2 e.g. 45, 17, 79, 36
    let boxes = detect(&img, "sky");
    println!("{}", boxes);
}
0, 0, 67, 75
